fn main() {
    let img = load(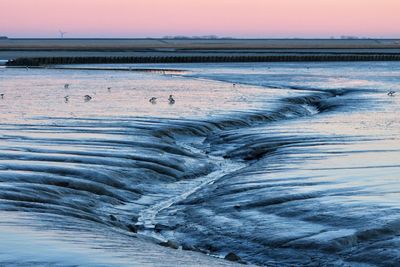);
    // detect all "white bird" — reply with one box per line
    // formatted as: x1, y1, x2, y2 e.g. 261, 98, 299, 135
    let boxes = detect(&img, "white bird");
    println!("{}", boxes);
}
149, 97, 157, 104
64, 84, 70, 89
84, 95, 92, 102
168, 95, 175, 105
388, 91, 396, 96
